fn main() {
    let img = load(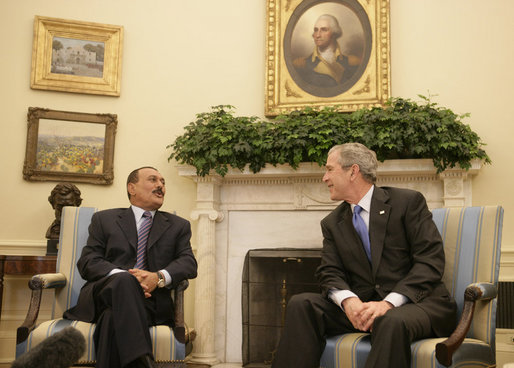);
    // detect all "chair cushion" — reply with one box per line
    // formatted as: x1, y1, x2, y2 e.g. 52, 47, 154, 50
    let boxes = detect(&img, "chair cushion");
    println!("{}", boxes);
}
150, 325, 186, 363
17, 318, 185, 364
321, 334, 495, 368
320, 333, 369, 368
